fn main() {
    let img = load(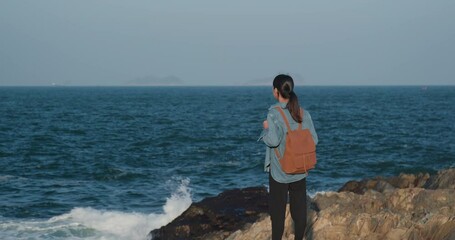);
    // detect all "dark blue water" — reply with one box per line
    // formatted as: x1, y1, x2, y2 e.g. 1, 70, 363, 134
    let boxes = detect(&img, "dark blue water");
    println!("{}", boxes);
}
0, 86, 454, 239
